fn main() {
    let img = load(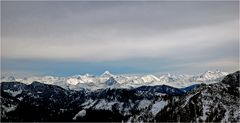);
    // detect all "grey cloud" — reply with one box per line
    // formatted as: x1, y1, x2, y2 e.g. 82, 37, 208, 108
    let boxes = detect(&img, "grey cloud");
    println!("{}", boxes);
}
2, 1, 238, 38
2, 19, 237, 60
1, 1, 239, 74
